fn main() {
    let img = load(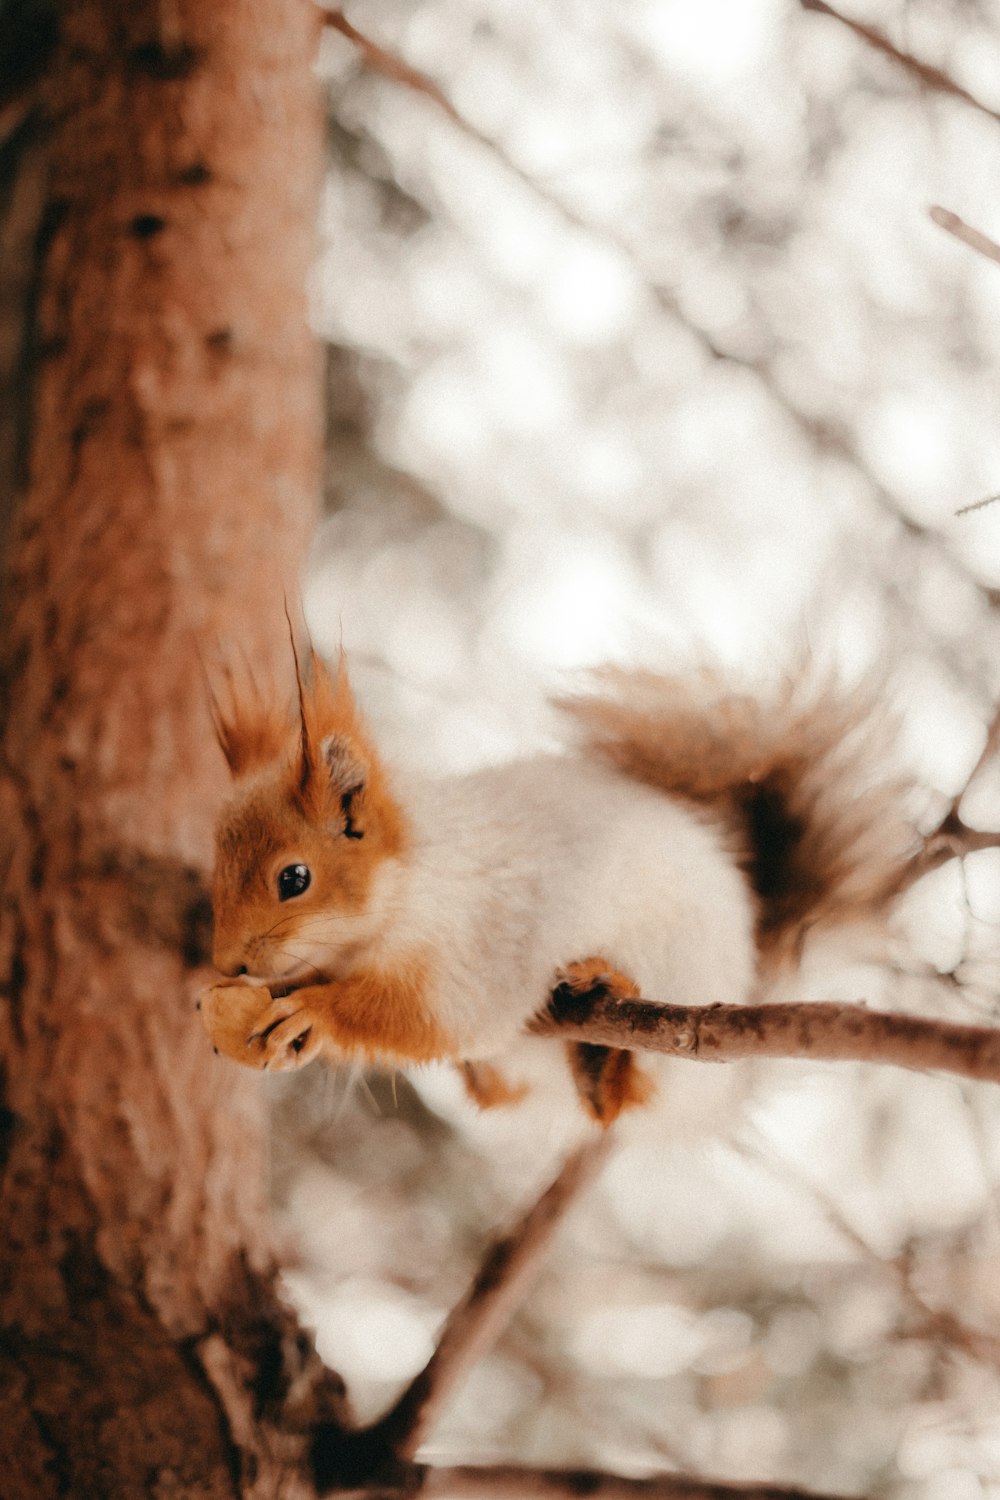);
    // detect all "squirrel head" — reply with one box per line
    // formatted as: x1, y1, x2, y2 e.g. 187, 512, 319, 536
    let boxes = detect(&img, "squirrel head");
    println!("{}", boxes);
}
210, 646, 406, 985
